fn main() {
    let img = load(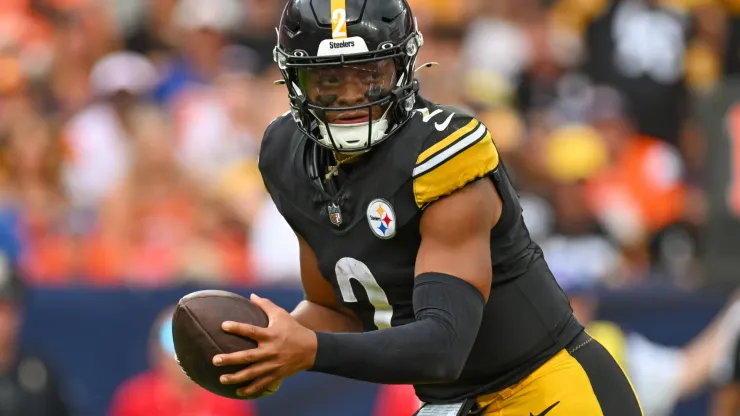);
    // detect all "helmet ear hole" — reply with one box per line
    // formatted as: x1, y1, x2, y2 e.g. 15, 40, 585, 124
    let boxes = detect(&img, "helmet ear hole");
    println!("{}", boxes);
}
285, 20, 300, 34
